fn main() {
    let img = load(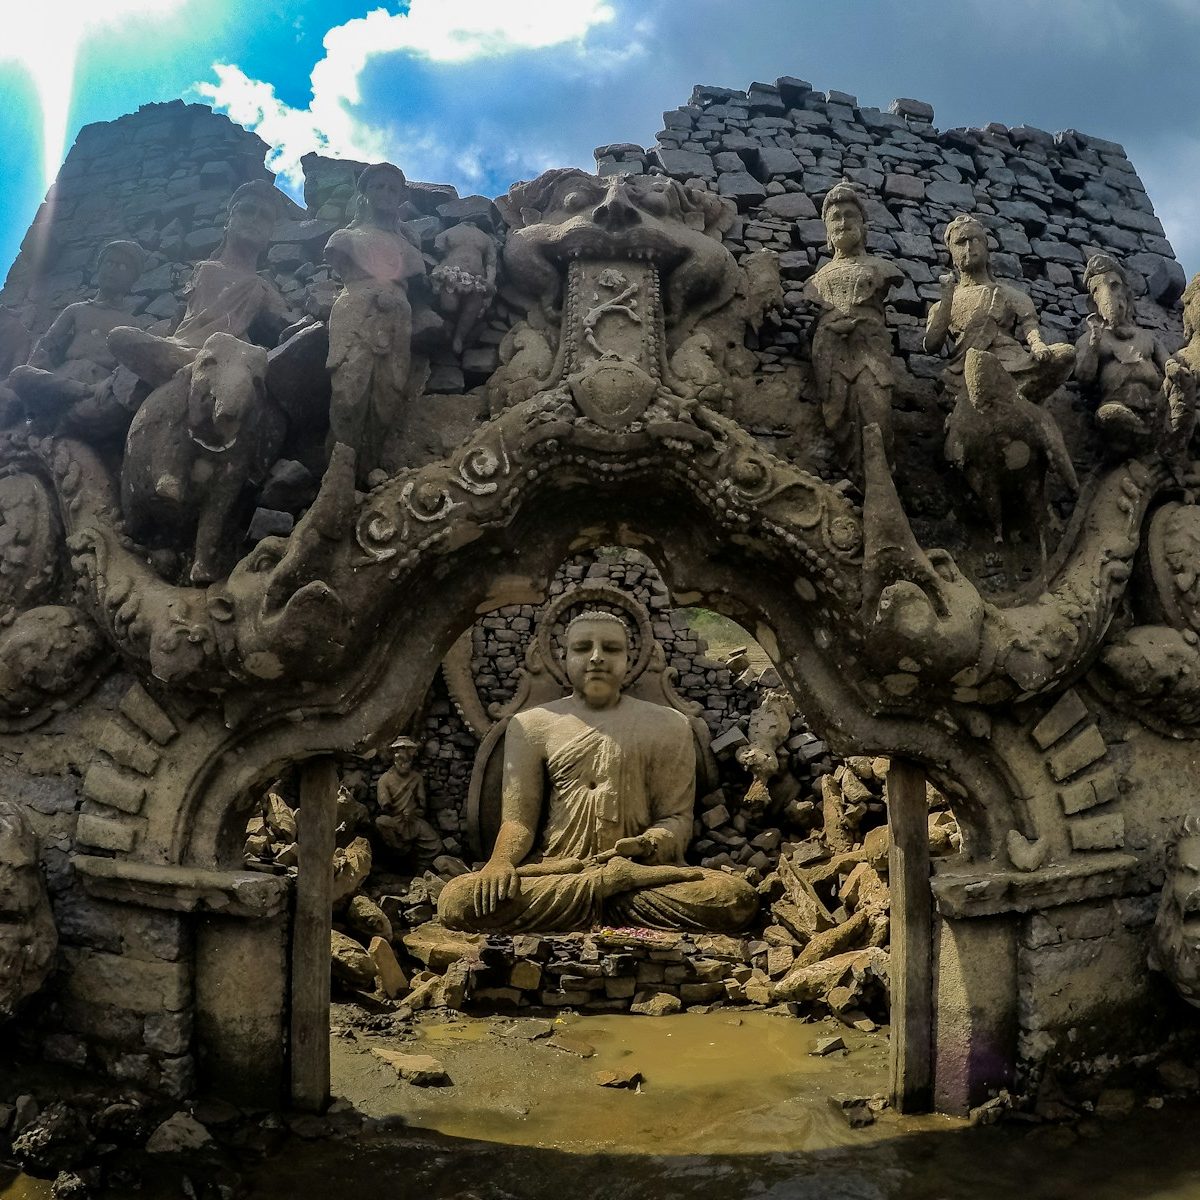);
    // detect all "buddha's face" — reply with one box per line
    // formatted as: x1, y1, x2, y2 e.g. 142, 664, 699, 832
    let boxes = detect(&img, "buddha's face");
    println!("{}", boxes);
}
947, 223, 988, 274
565, 617, 629, 708
824, 198, 864, 255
